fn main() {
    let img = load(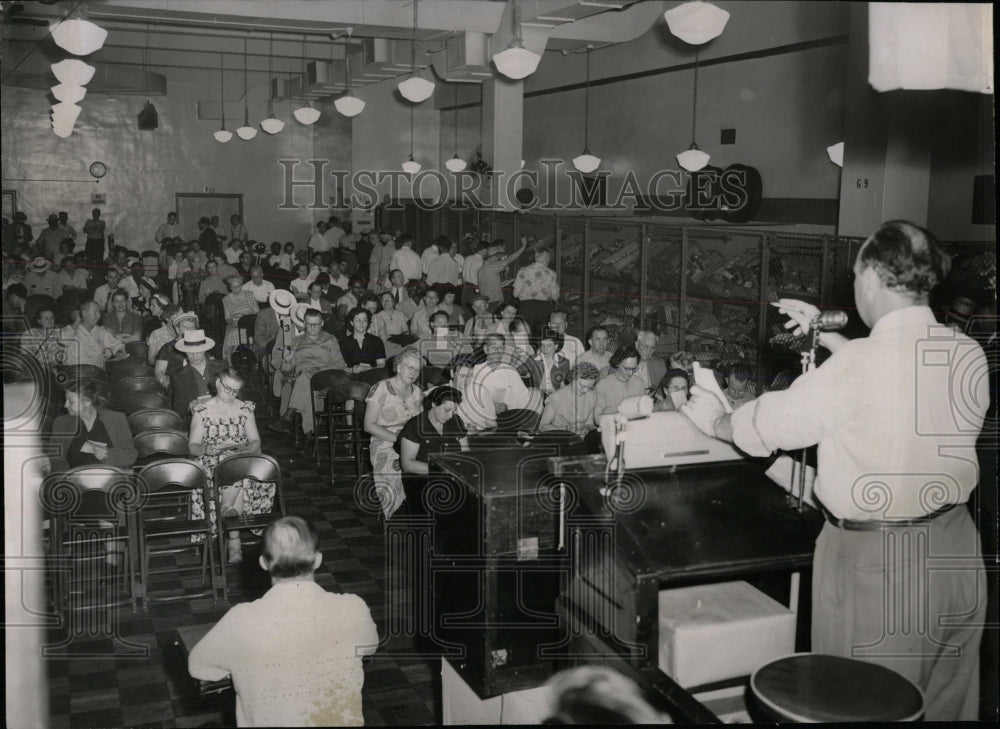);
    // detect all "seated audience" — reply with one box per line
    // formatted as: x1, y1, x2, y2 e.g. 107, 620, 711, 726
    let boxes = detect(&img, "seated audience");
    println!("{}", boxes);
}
339, 307, 386, 373
470, 333, 542, 426
24, 257, 63, 299
722, 361, 755, 408
188, 368, 272, 563
143, 294, 171, 341
222, 275, 259, 364
372, 290, 411, 357
154, 310, 200, 387
578, 326, 612, 377
57, 256, 89, 294
49, 378, 137, 472
538, 362, 600, 437
289, 262, 313, 299
463, 293, 494, 345
452, 356, 497, 431
188, 516, 378, 727
303, 280, 333, 319
59, 300, 125, 369
271, 308, 347, 442
548, 311, 584, 366
594, 345, 645, 417
198, 259, 229, 304
20, 306, 63, 367
242, 265, 275, 306
93, 268, 121, 312
364, 348, 424, 519
397, 385, 469, 515
336, 278, 366, 320
652, 368, 690, 412
634, 329, 666, 393
170, 329, 226, 423
408, 286, 441, 340
101, 289, 143, 343
525, 330, 571, 396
